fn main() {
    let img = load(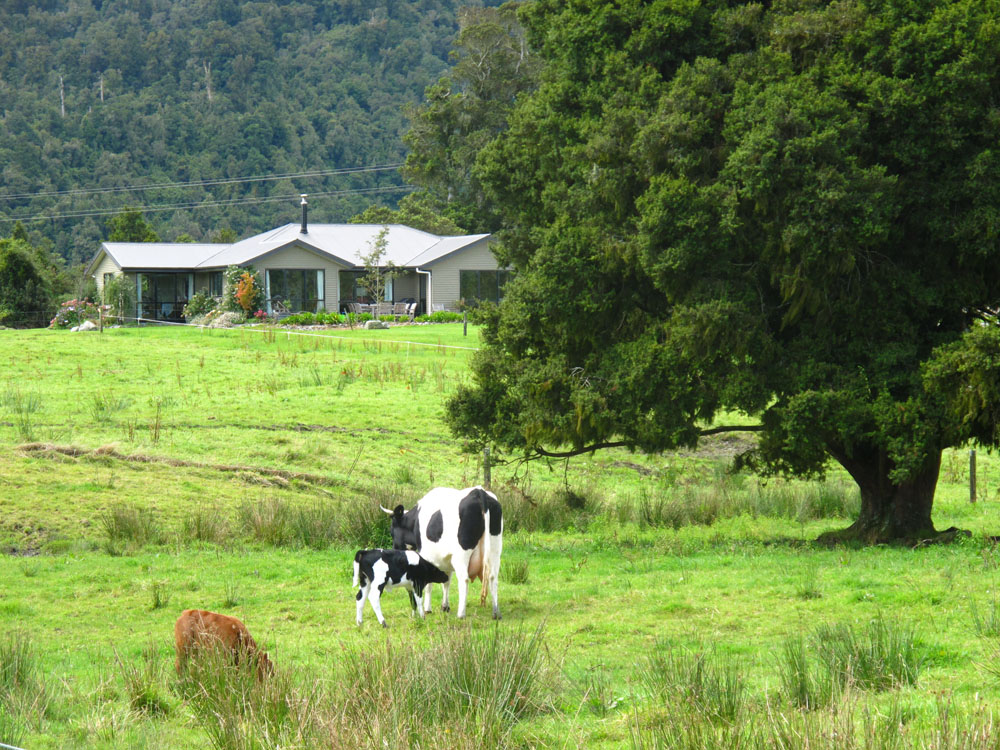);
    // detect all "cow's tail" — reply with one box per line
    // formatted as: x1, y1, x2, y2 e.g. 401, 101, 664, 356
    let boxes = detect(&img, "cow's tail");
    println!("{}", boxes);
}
481, 505, 493, 606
